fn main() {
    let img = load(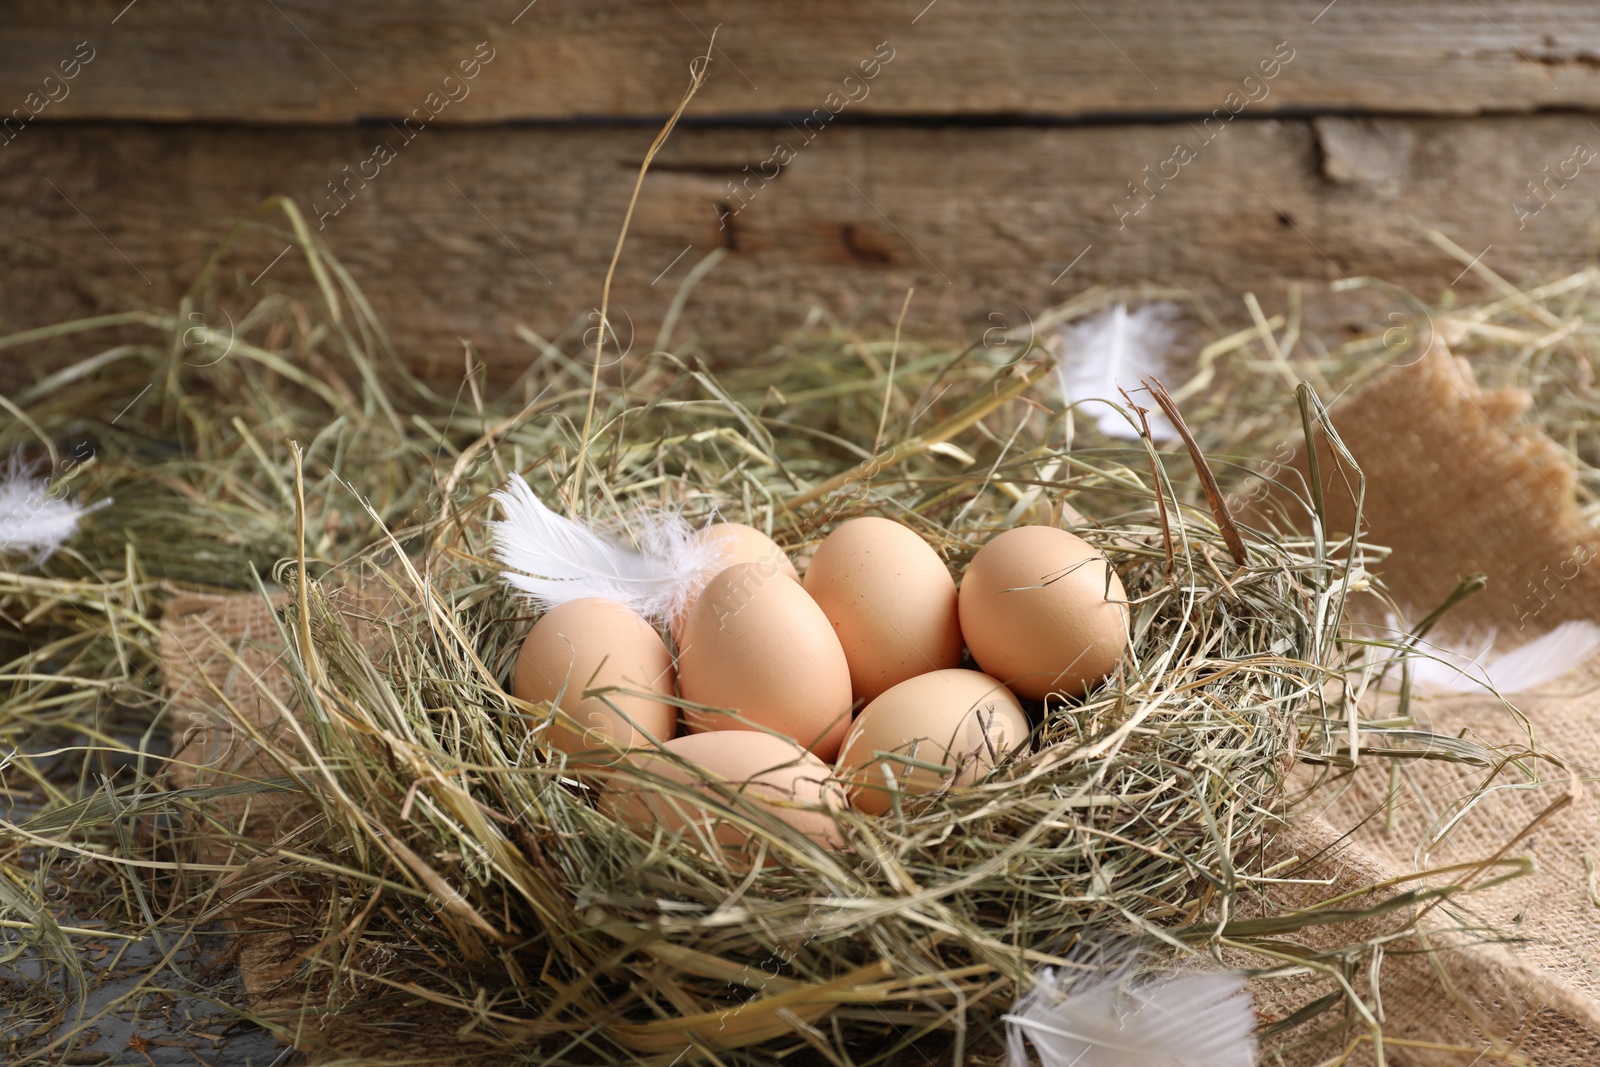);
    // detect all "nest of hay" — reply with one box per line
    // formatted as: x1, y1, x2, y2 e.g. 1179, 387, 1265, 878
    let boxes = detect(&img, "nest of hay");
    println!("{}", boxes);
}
256, 452, 1355, 1063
